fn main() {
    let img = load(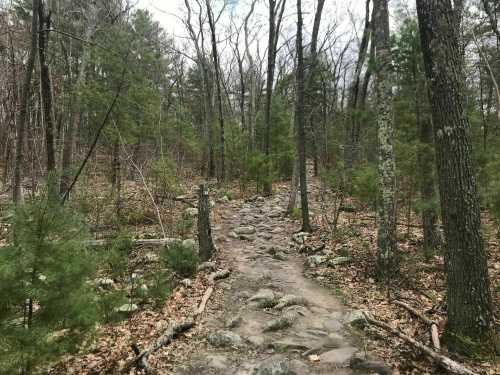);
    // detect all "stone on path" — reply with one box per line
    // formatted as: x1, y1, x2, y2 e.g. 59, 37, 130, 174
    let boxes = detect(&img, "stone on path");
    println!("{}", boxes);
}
207, 330, 244, 348
235, 226, 257, 235
304, 255, 326, 268
344, 310, 367, 329
319, 346, 358, 365
252, 355, 292, 375
328, 256, 351, 267
263, 310, 298, 332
